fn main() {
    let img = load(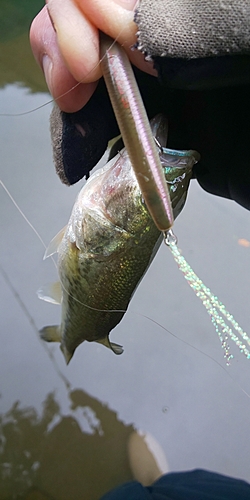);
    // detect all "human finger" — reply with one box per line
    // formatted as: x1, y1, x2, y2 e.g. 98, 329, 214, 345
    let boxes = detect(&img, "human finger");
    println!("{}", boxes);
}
30, 4, 98, 111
